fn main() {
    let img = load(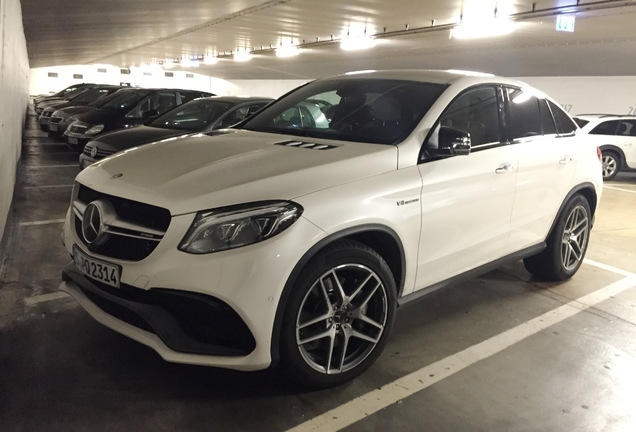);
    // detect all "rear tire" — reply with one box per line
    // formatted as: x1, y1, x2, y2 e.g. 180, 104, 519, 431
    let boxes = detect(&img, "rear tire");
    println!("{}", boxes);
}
278, 239, 396, 389
524, 194, 591, 281
601, 151, 620, 181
